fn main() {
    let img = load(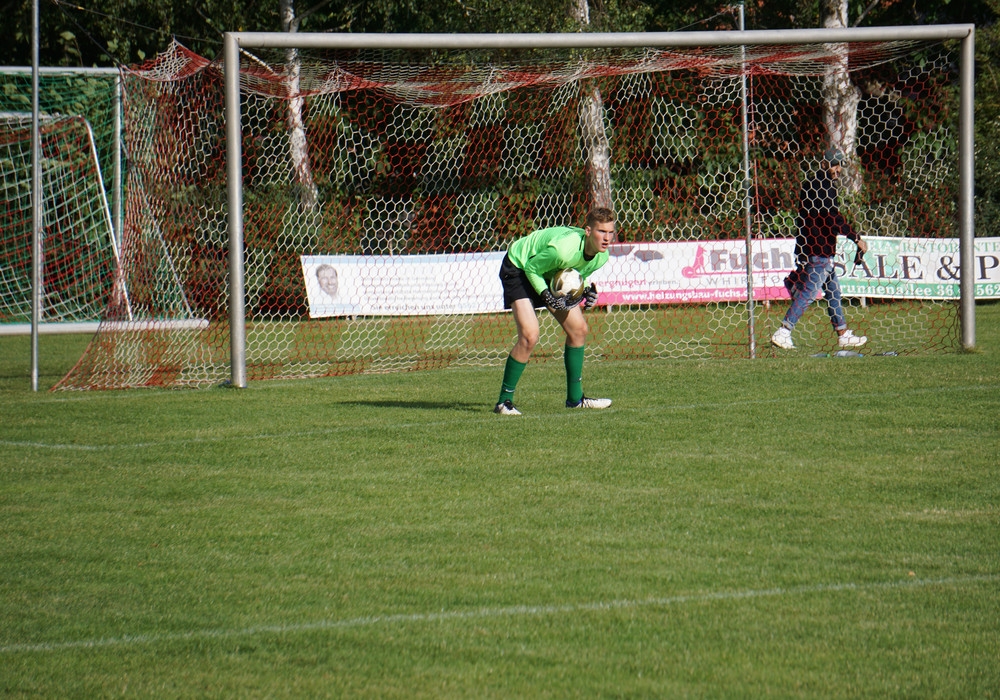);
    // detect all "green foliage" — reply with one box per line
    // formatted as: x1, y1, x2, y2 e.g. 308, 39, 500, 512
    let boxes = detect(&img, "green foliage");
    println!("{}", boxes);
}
0, 72, 119, 177
973, 3, 1000, 234
0, 0, 648, 67
4, 0, 997, 300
